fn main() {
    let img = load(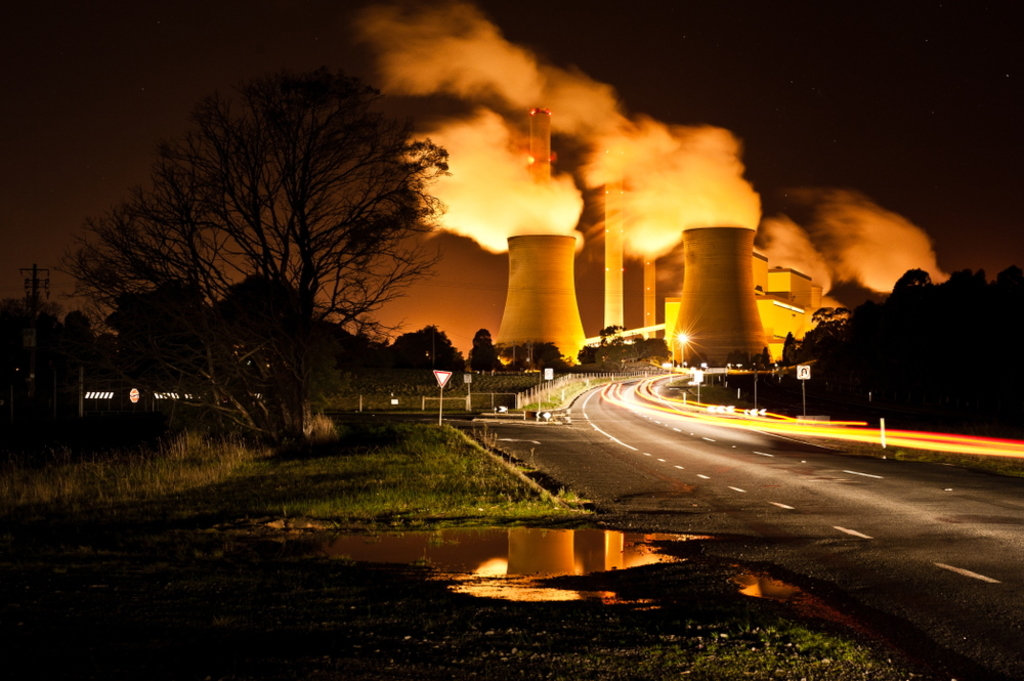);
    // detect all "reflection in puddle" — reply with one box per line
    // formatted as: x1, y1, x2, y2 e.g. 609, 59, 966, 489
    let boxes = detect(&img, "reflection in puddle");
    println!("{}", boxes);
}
734, 573, 802, 601
320, 529, 705, 602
